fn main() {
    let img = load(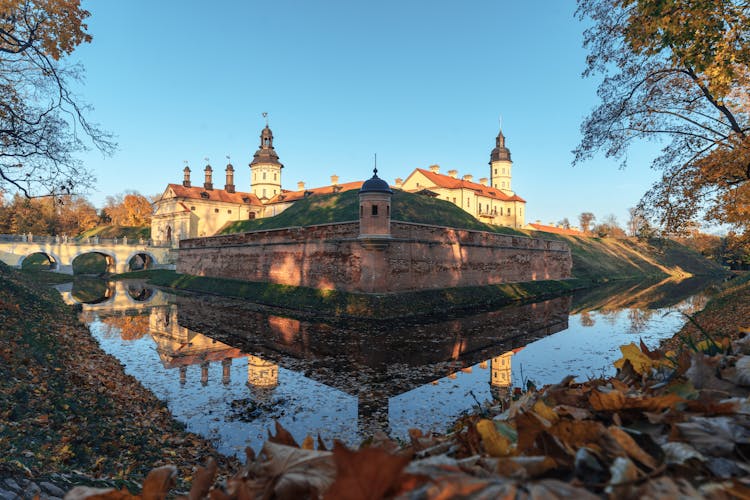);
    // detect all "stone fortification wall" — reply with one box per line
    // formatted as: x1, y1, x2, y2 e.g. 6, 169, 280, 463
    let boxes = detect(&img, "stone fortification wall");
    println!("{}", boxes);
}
178, 221, 572, 294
